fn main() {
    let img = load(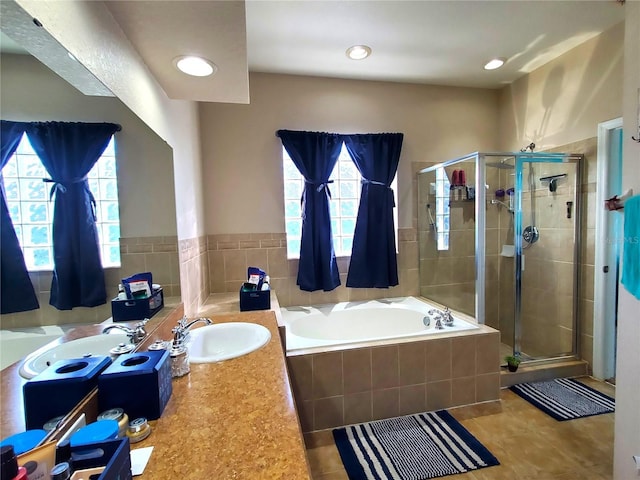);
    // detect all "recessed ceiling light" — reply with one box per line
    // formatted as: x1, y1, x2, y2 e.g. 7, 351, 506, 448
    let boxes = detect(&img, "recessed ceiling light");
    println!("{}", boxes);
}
346, 45, 372, 60
174, 56, 217, 77
484, 58, 506, 70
